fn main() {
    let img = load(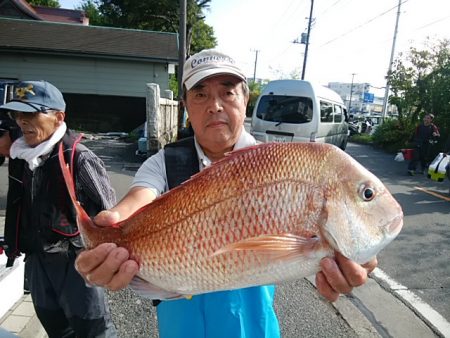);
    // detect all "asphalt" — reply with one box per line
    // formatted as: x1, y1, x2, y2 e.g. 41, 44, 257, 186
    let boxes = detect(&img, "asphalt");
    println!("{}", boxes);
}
0, 266, 441, 338
0, 131, 444, 338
